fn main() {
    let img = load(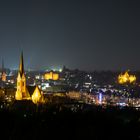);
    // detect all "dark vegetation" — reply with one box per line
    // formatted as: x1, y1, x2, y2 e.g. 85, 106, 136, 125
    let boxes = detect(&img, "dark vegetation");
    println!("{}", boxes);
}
0, 101, 139, 140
